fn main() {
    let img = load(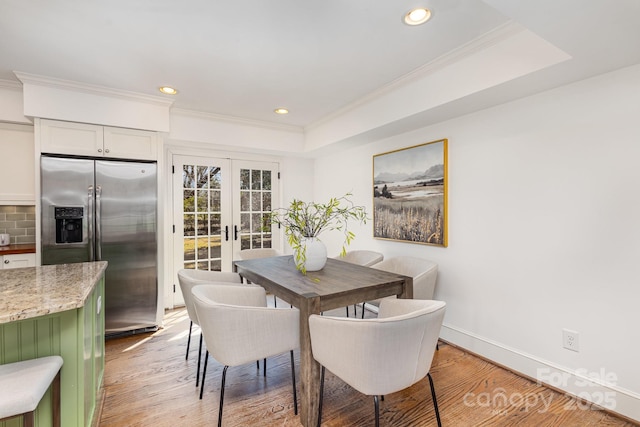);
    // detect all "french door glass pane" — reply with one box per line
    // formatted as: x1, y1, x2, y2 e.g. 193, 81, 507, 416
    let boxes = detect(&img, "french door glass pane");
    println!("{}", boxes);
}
184, 214, 195, 236
240, 212, 250, 230
251, 170, 261, 190
240, 191, 249, 211
251, 192, 261, 211
263, 192, 271, 211
263, 171, 272, 190
210, 191, 221, 211
184, 238, 195, 261
240, 235, 251, 250
238, 167, 273, 250
240, 169, 250, 190
183, 190, 194, 211
197, 237, 209, 259
182, 164, 223, 271
183, 166, 195, 188
210, 213, 221, 233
